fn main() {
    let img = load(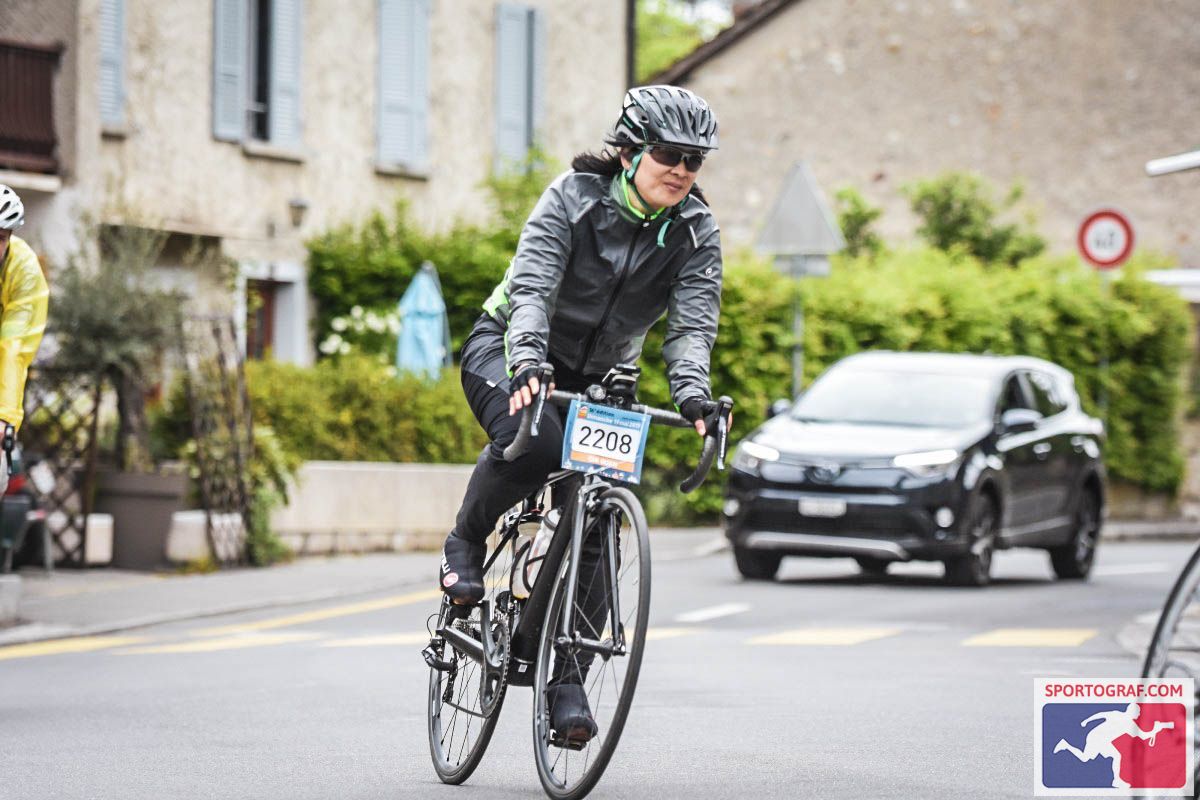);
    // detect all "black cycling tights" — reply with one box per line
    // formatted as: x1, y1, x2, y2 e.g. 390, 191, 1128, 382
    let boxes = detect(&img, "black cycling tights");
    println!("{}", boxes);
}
456, 370, 610, 686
